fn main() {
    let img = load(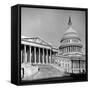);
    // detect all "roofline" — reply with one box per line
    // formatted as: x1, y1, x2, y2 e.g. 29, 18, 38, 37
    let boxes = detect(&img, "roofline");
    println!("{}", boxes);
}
22, 36, 52, 46
21, 39, 53, 48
